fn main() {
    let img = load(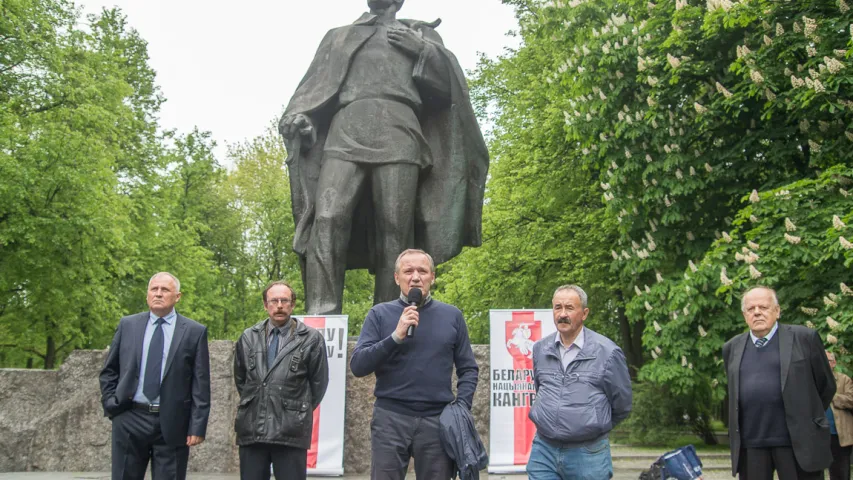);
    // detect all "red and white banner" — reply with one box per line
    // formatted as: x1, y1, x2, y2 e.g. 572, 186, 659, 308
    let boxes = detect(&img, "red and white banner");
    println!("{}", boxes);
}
488, 309, 556, 474
297, 315, 348, 476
